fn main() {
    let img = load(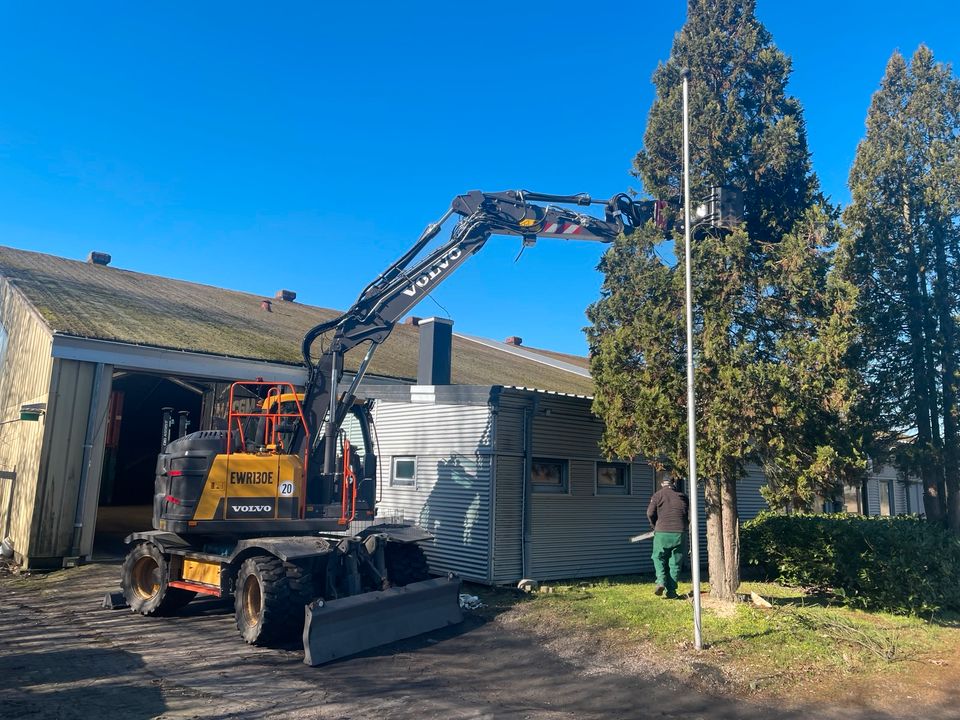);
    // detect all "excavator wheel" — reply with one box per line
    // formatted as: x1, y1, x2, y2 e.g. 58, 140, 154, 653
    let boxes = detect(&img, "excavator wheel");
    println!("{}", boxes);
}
284, 561, 314, 632
234, 555, 299, 645
385, 542, 431, 586
121, 542, 196, 616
